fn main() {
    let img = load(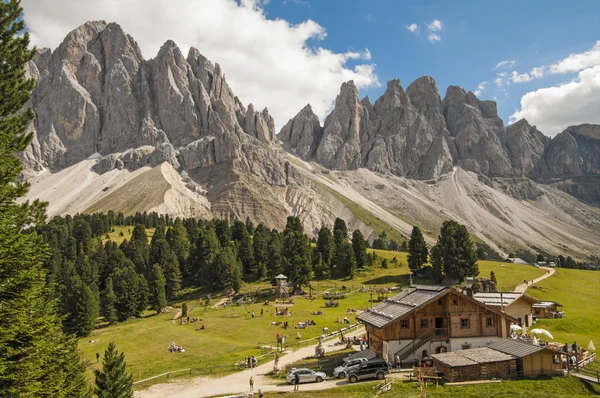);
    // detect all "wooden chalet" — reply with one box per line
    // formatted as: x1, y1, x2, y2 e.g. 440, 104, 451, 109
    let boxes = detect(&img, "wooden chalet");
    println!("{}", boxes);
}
357, 285, 517, 366
473, 292, 540, 328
